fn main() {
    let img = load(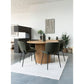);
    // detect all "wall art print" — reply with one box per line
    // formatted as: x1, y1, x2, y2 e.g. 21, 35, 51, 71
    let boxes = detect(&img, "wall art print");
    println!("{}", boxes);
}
45, 19, 55, 34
